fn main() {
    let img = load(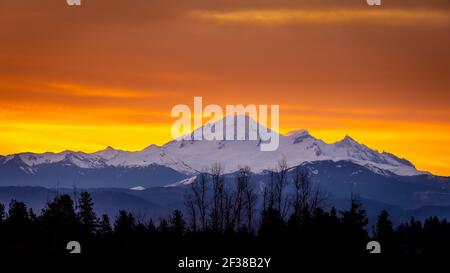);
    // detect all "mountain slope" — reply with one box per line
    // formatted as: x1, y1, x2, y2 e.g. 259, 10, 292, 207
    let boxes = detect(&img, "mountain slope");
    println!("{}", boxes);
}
0, 158, 187, 188
0, 116, 426, 177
